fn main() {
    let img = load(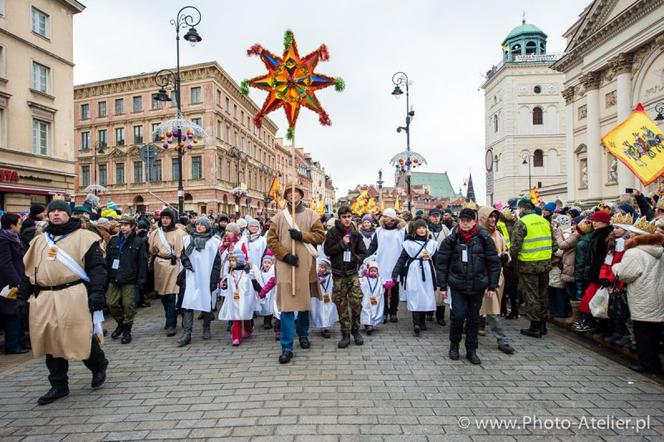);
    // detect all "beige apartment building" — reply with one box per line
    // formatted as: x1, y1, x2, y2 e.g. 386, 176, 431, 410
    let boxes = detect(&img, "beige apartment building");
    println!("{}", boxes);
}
74, 61, 279, 217
0, 0, 85, 212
